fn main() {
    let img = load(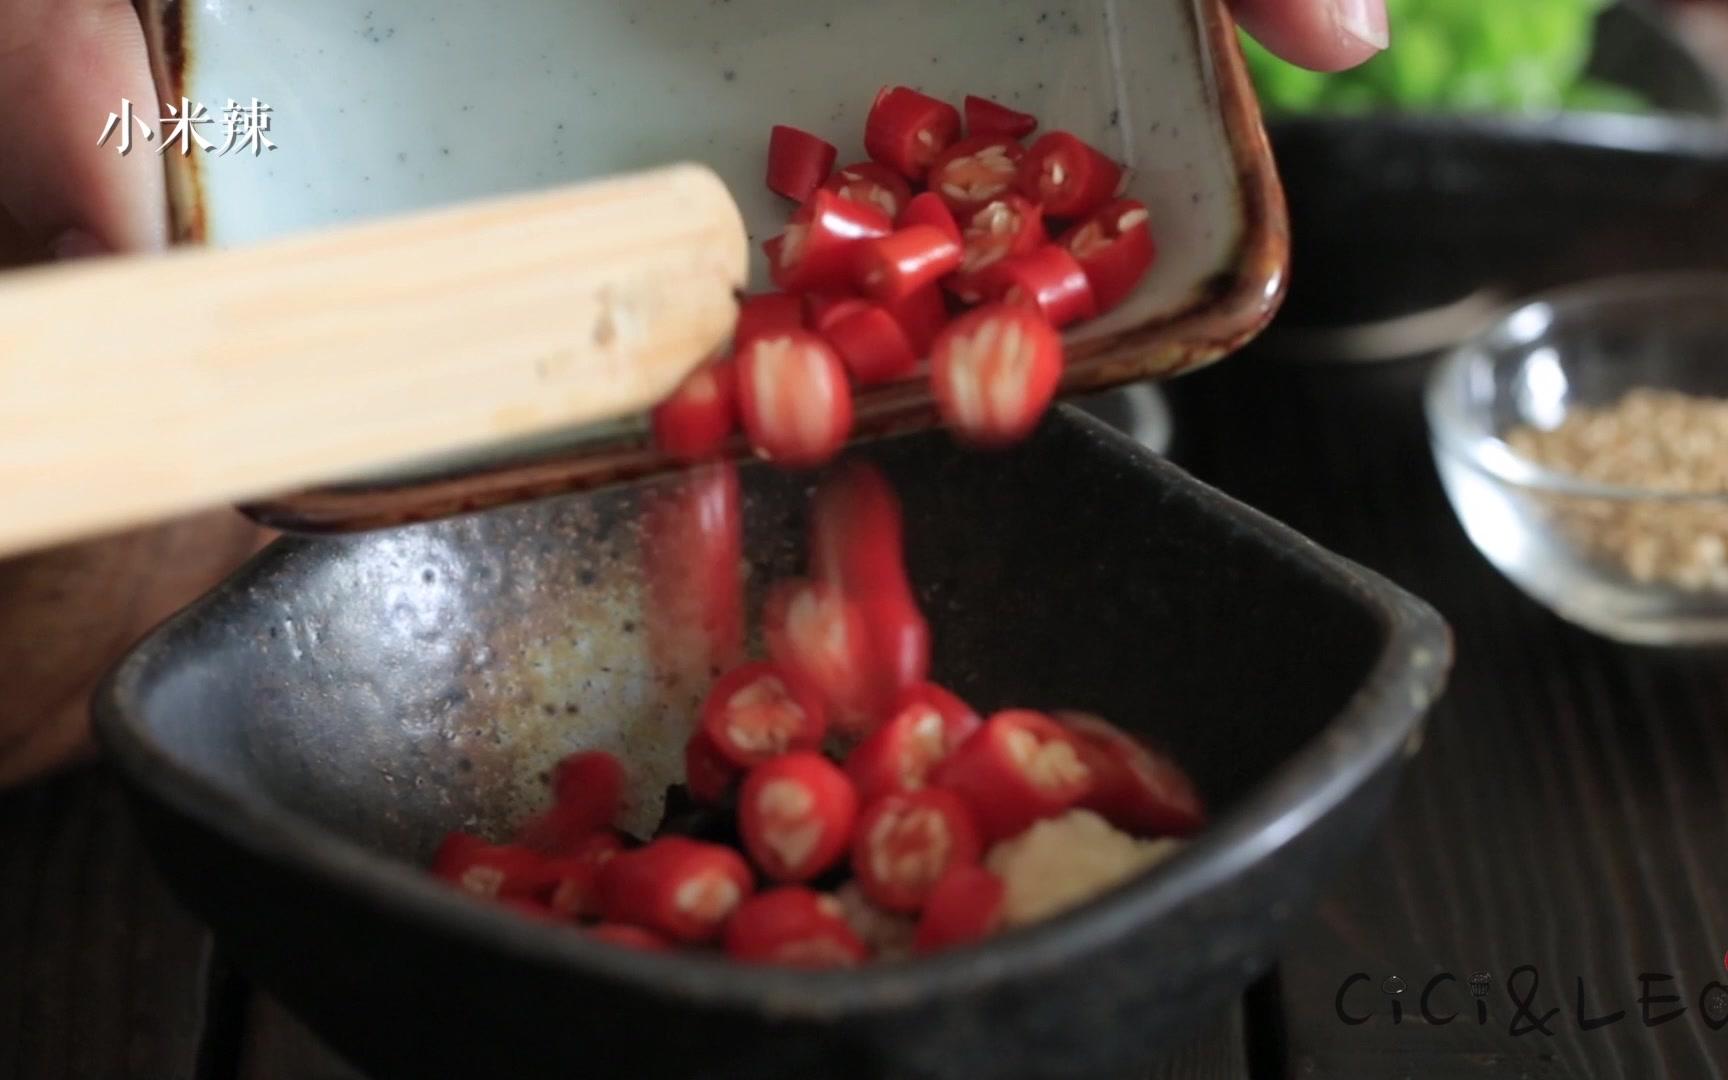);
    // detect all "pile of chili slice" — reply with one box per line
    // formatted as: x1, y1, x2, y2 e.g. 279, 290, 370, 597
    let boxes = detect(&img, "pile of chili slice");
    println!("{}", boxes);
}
430, 461, 1205, 967
652, 88, 1157, 465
